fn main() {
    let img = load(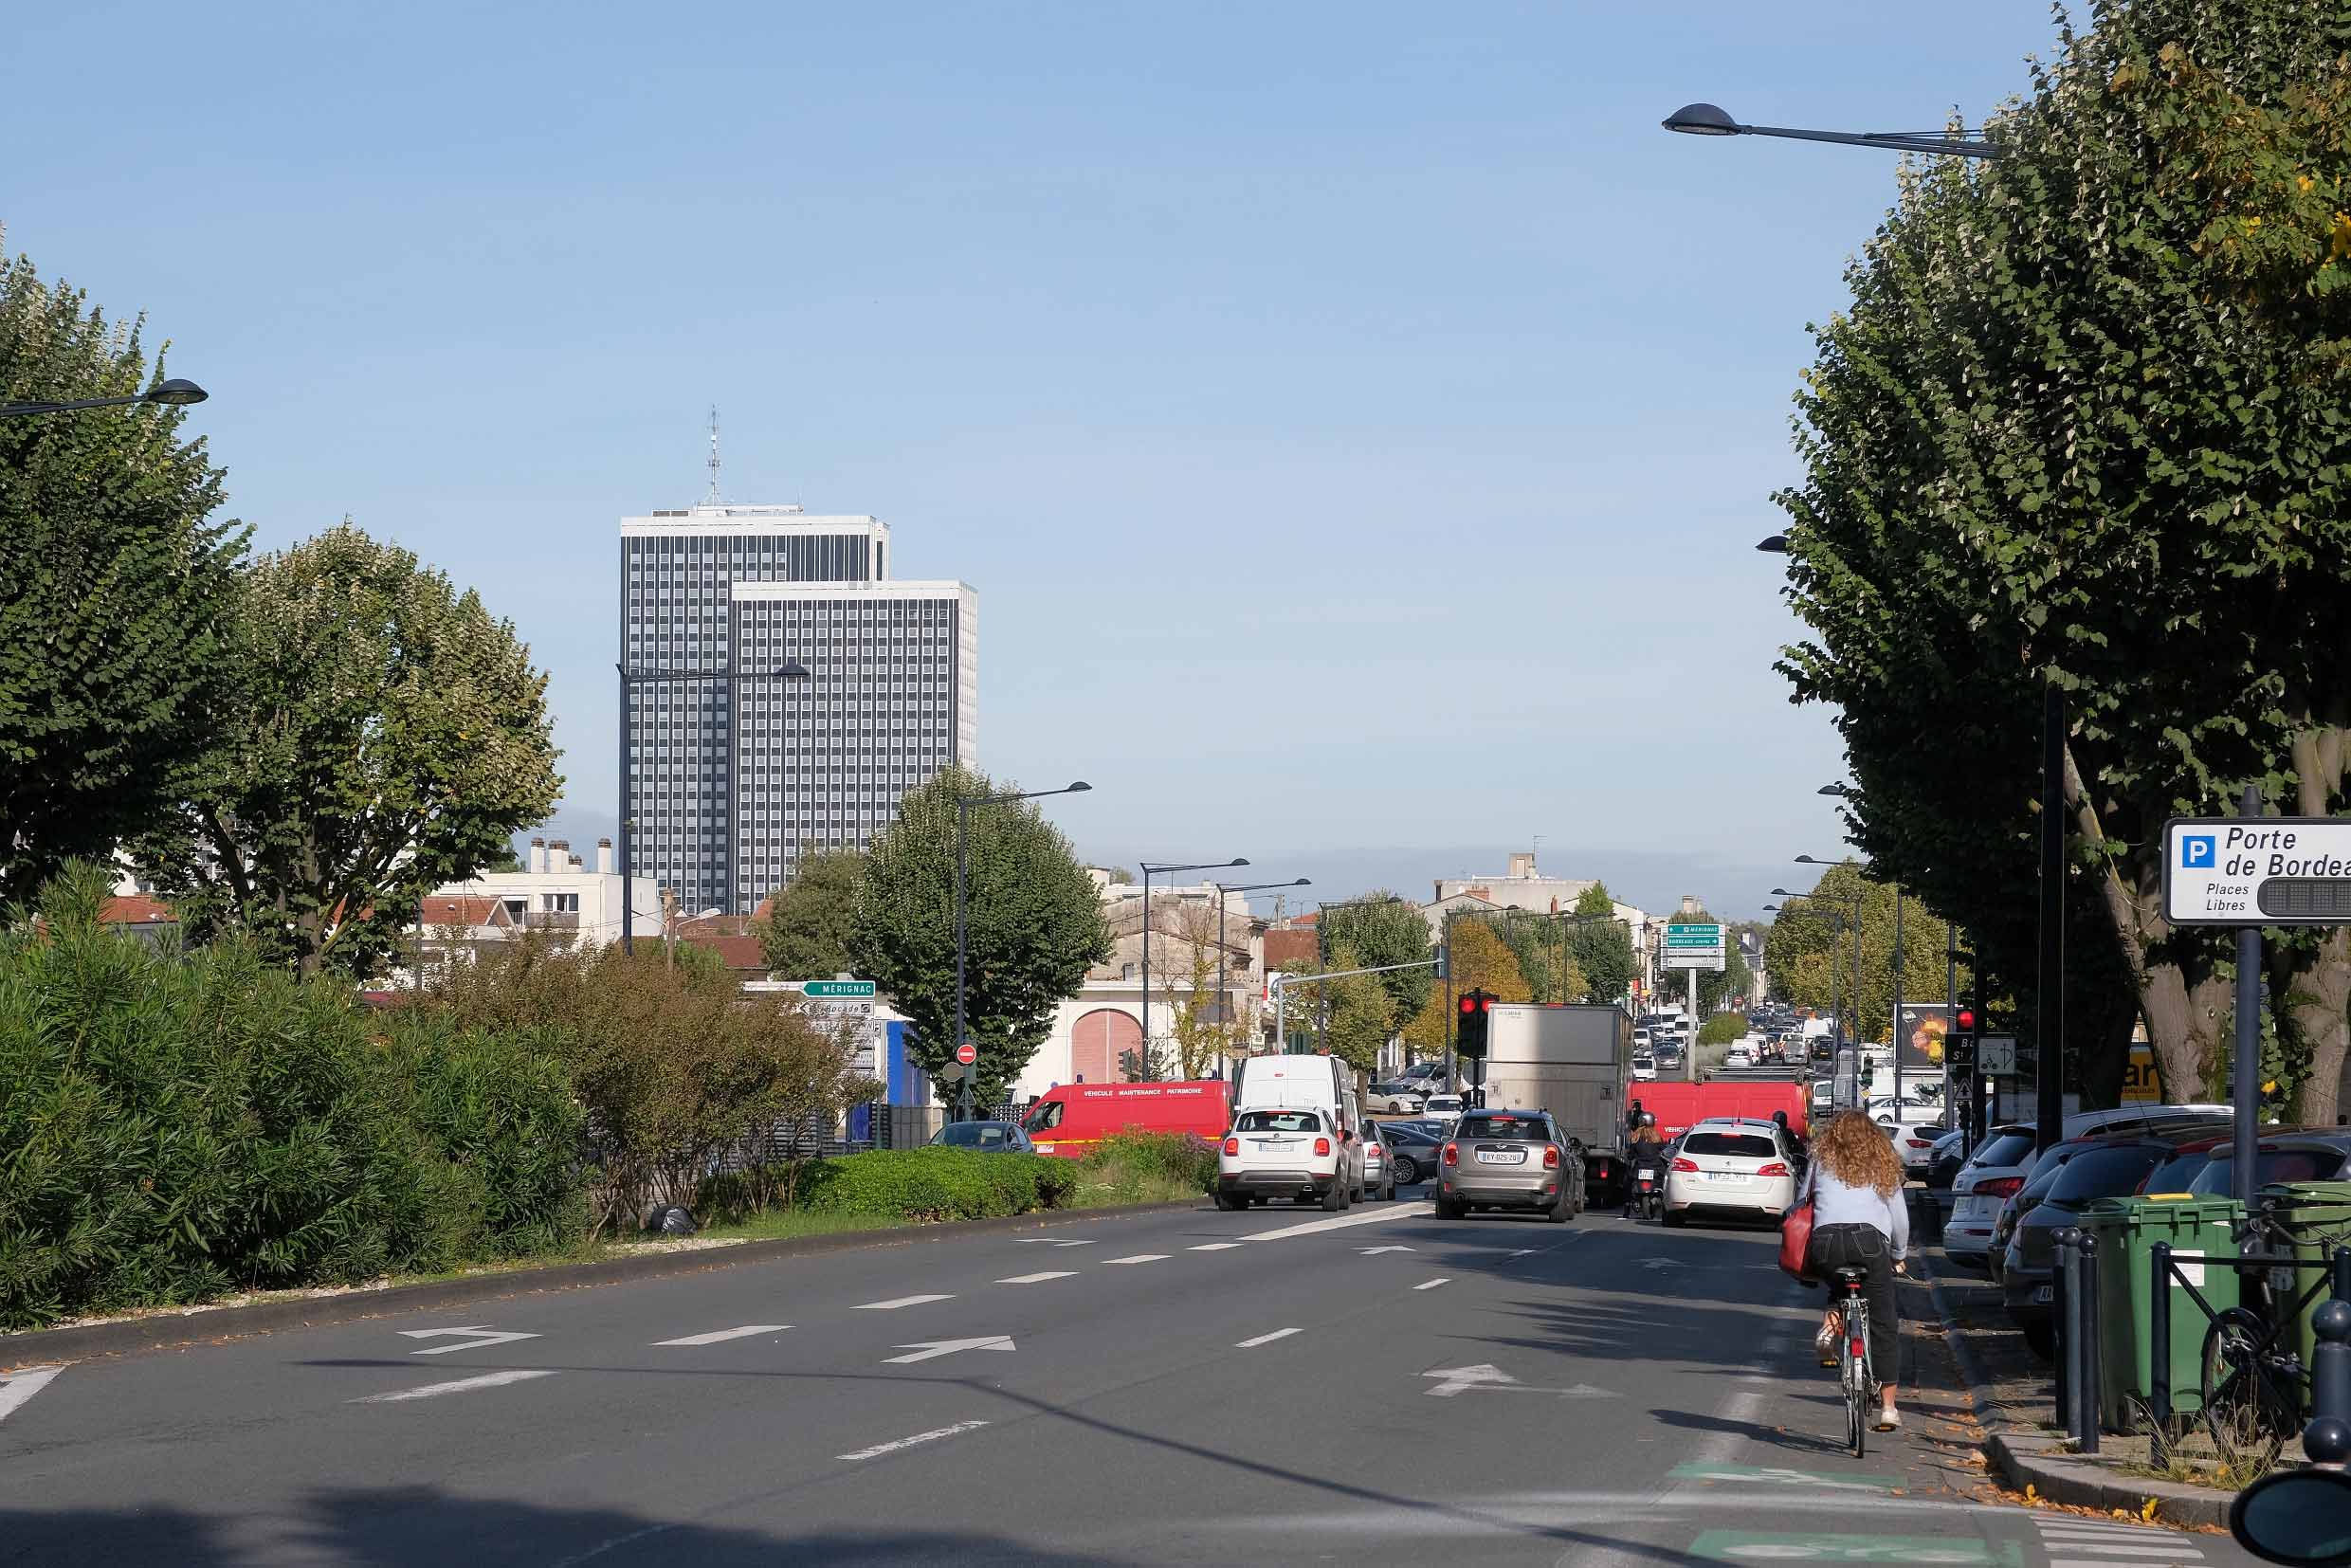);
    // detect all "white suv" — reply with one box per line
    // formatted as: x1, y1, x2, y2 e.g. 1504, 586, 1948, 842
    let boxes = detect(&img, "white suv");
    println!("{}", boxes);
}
1217, 1106, 1349, 1212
